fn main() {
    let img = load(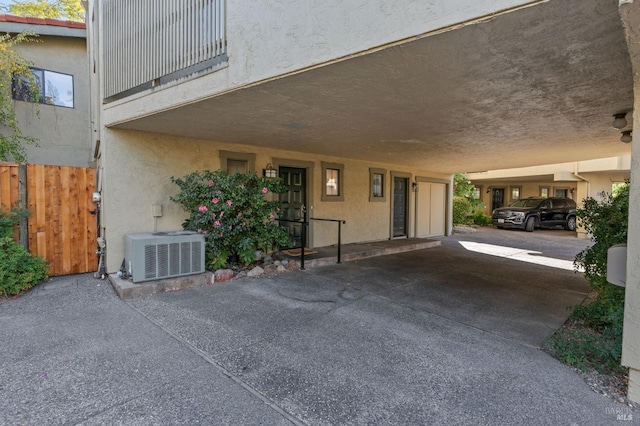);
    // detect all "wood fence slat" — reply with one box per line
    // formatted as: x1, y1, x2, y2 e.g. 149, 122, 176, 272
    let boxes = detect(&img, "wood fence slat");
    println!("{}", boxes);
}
0, 165, 19, 209
27, 165, 37, 253
54, 166, 66, 275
